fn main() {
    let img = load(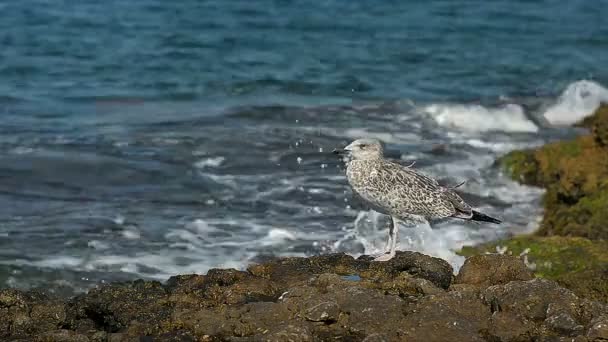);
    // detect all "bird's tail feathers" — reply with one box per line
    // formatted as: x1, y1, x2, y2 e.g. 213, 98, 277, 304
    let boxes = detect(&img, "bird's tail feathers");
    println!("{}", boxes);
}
470, 210, 501, 224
